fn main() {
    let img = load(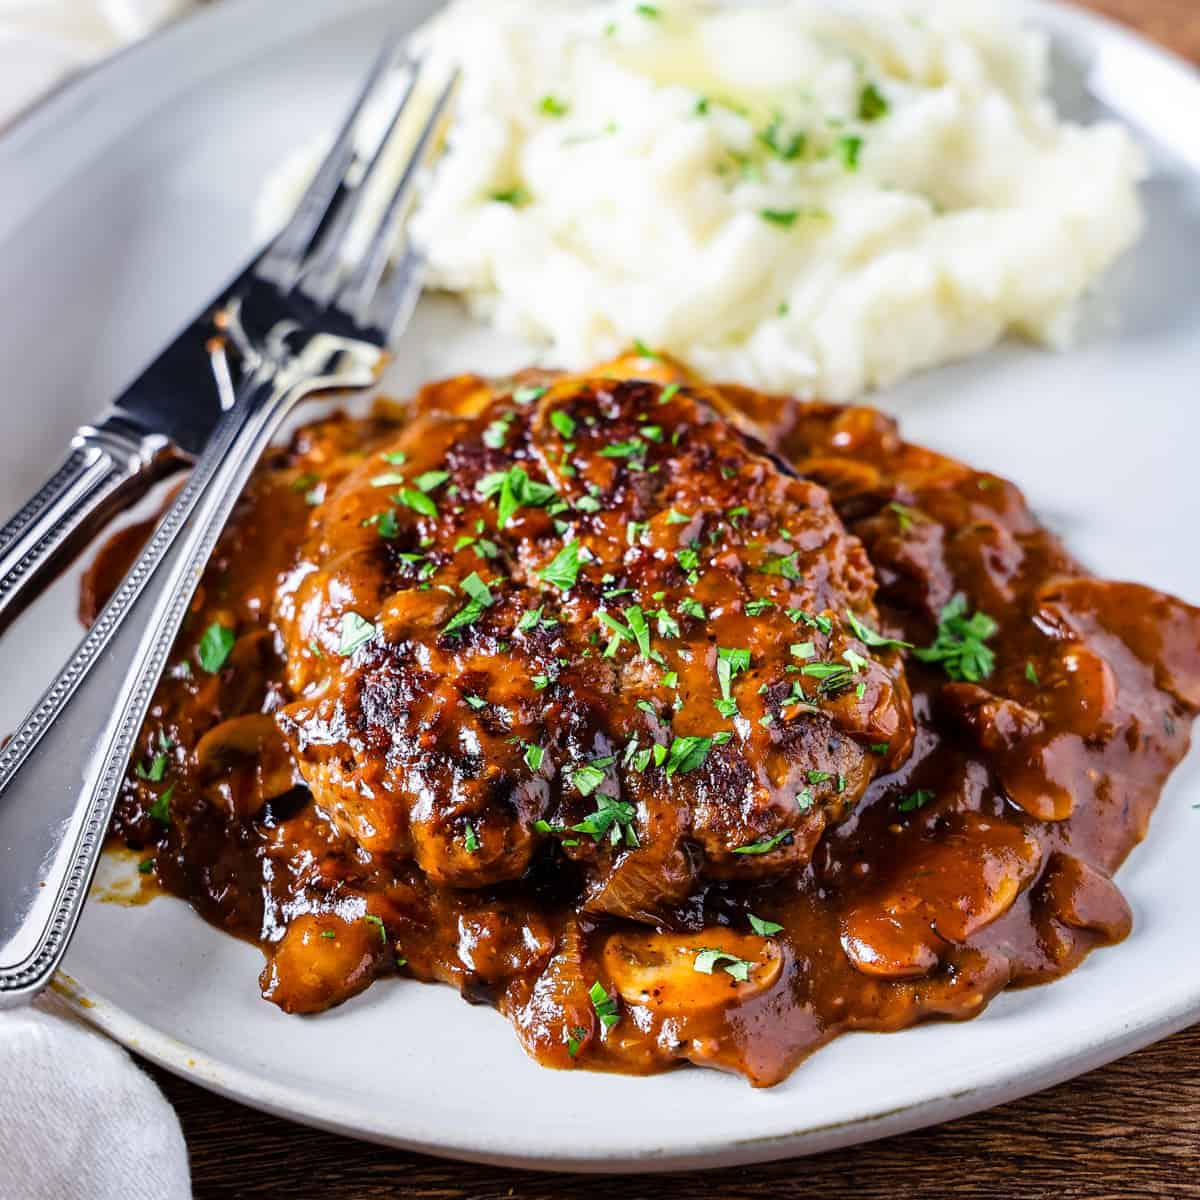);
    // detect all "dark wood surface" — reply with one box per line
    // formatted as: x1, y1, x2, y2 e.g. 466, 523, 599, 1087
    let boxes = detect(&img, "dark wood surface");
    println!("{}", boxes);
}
143, 3, 1200, 1196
